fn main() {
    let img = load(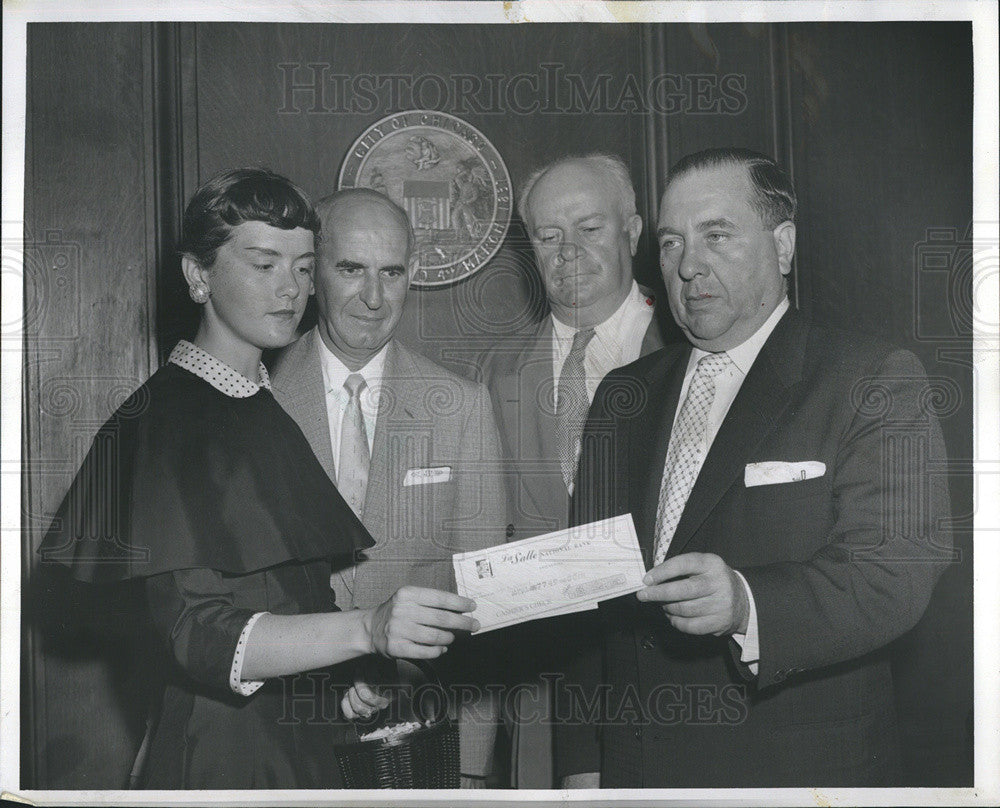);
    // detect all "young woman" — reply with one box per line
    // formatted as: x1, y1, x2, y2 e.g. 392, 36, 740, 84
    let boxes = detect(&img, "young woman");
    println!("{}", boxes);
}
38, 168, 478, 789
